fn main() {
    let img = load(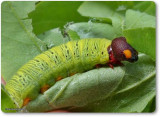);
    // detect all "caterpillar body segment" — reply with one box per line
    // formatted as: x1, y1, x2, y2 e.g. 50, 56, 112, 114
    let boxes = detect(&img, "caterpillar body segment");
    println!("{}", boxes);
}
5, 38, 111, 107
